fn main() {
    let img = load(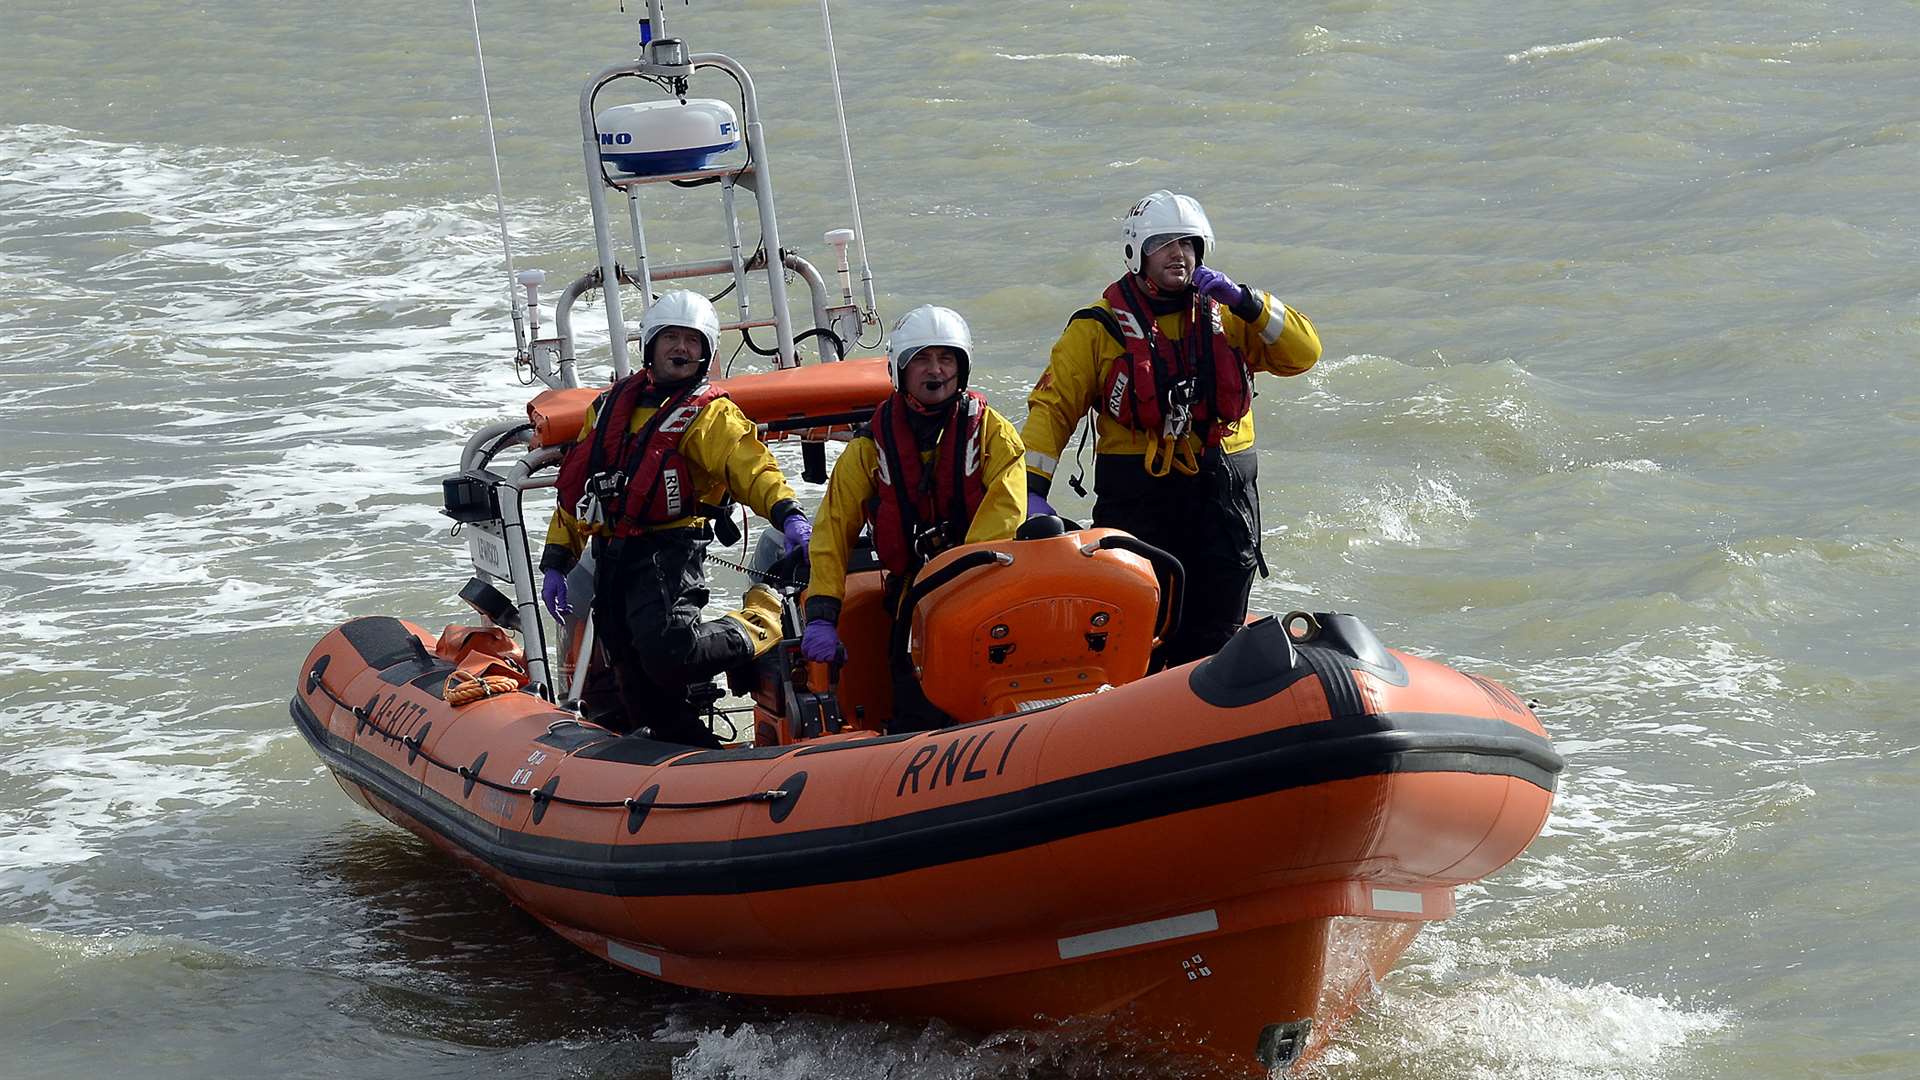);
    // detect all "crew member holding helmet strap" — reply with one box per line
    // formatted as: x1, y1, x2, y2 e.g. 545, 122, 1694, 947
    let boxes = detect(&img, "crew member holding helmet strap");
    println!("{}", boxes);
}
539, 289, 811, 746
1021, 189, 1322, 668
802, 305, 1025, 731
